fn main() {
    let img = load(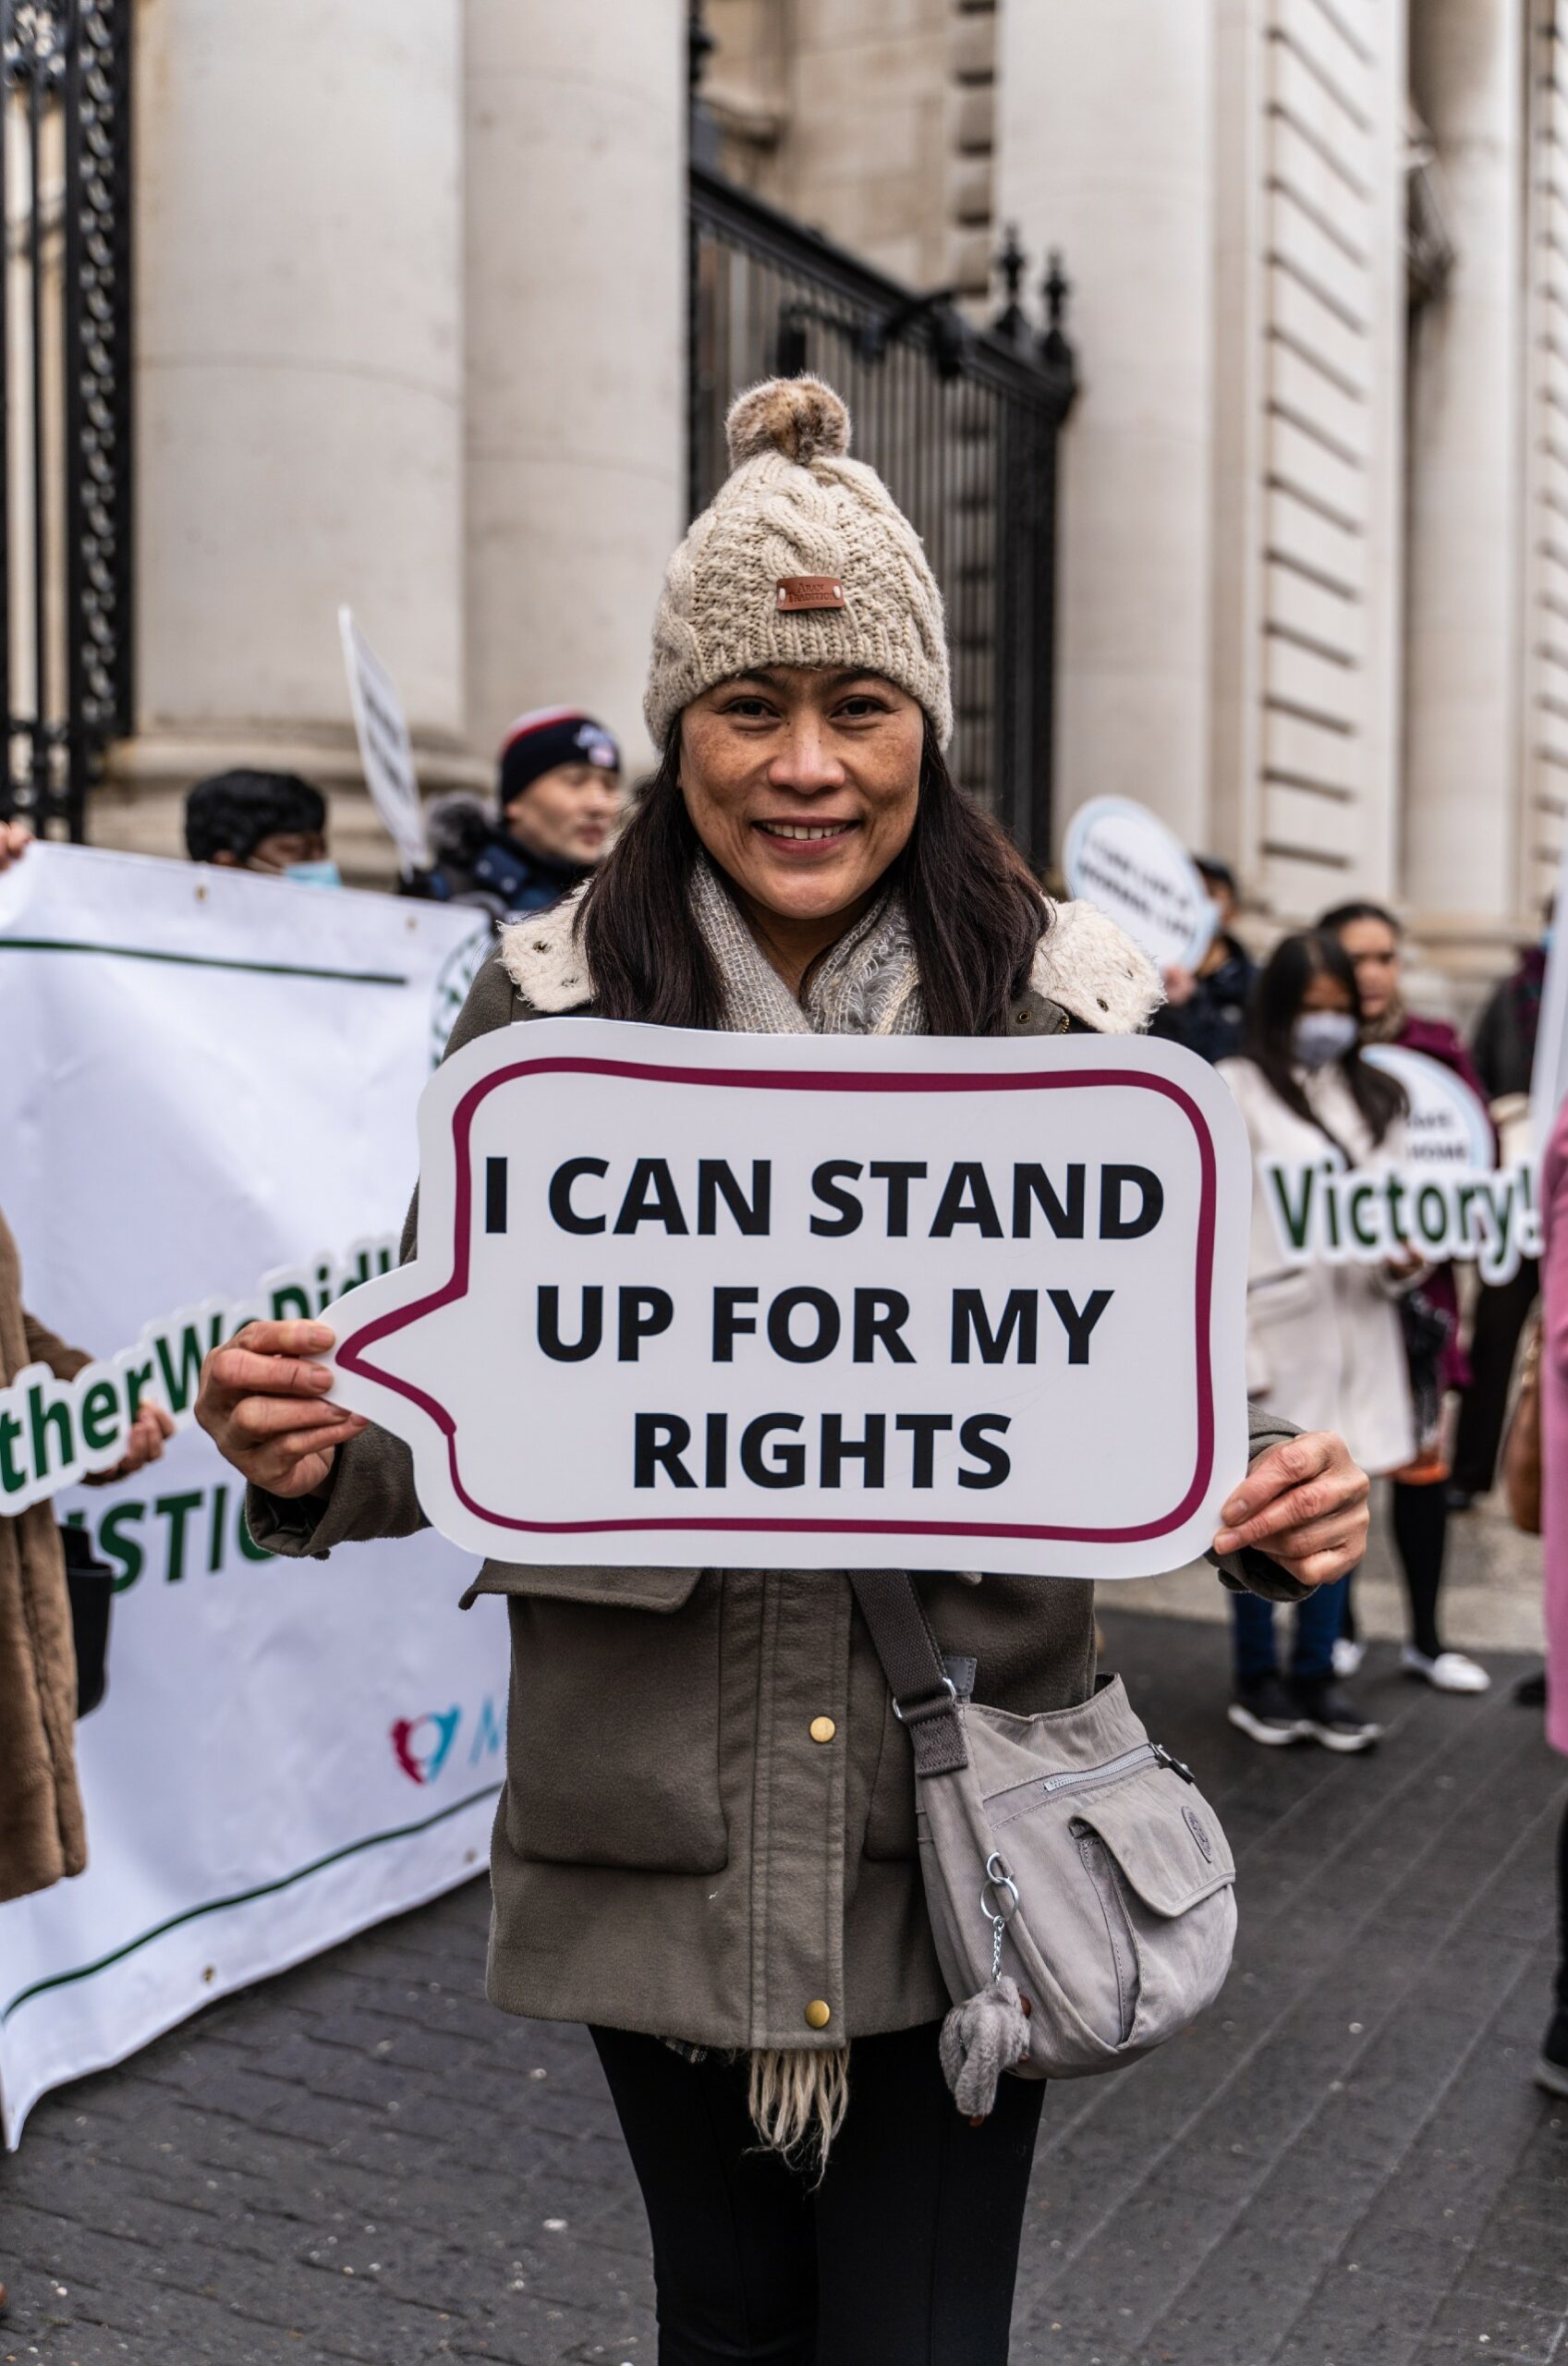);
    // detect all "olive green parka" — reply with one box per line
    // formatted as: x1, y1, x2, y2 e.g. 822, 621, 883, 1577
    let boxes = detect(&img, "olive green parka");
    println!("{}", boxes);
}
249, 896, 1303, 2055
